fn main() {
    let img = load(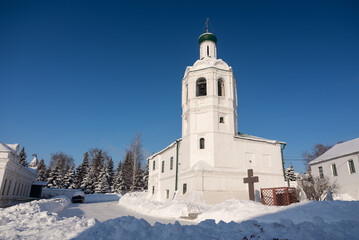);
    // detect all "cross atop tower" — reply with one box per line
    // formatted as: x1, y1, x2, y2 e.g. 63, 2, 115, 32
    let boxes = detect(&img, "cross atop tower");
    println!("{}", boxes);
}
205, 18, 209, 33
